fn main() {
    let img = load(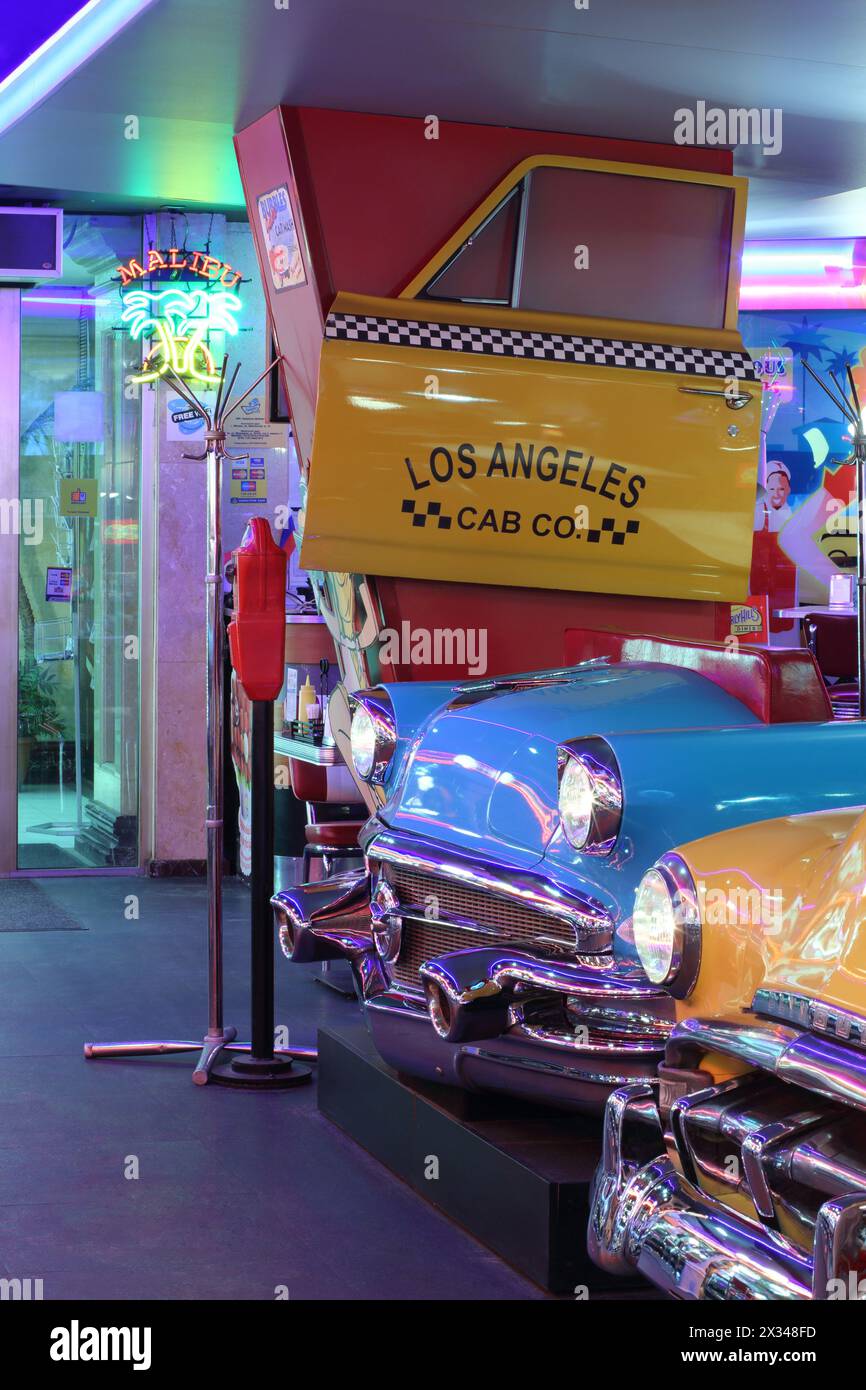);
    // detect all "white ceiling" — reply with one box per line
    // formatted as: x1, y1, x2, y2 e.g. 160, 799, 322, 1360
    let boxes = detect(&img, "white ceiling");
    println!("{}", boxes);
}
1, 0, 866, 234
